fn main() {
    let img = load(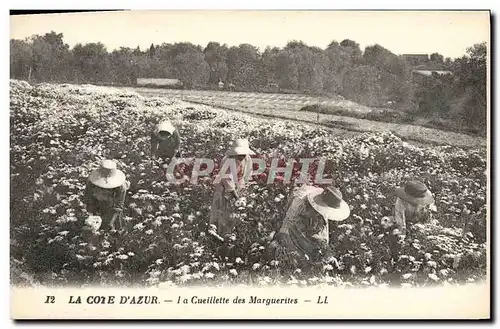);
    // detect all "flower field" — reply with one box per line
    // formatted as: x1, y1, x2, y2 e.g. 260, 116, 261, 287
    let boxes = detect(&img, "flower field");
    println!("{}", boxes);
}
10, 80, 488, 288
